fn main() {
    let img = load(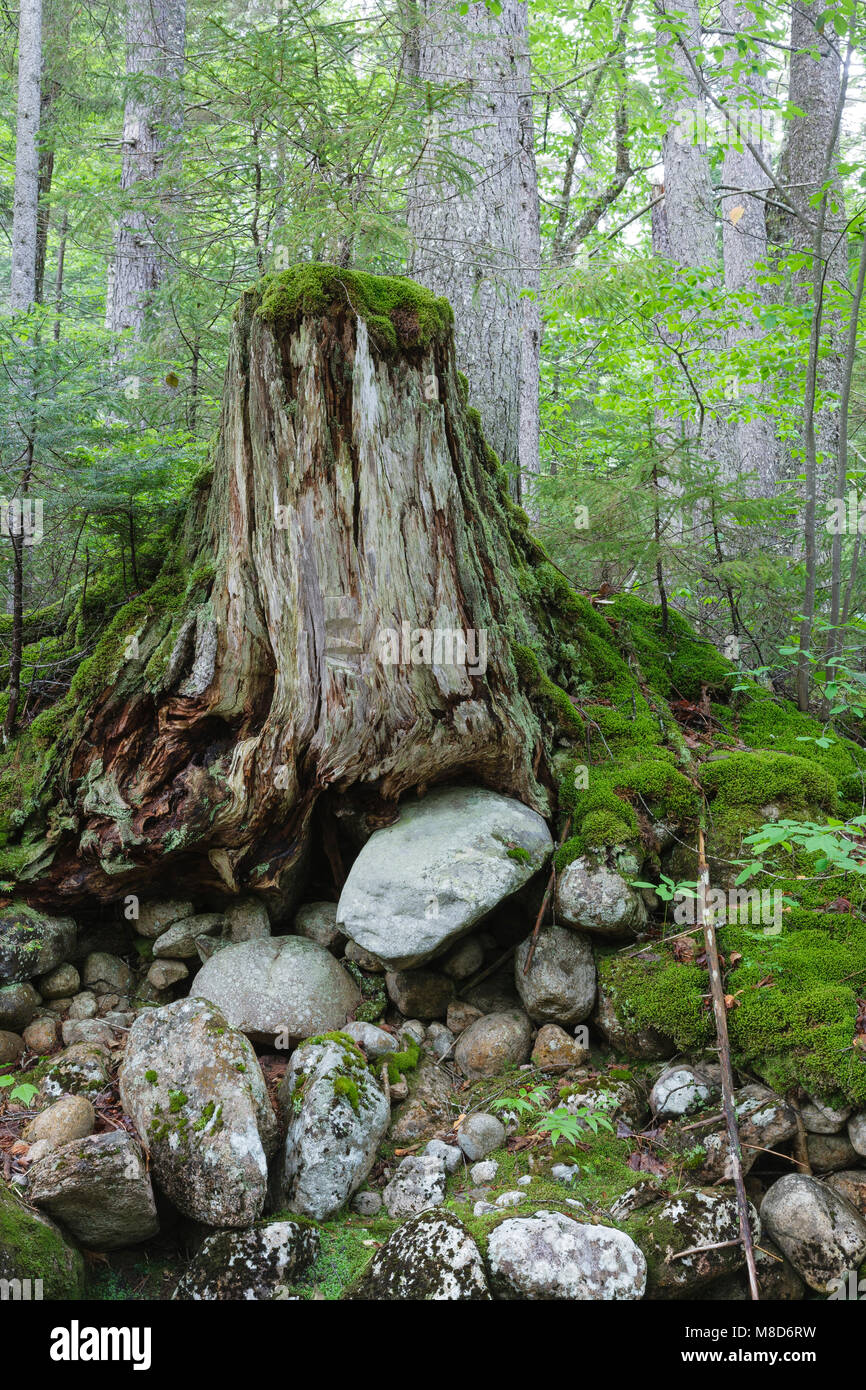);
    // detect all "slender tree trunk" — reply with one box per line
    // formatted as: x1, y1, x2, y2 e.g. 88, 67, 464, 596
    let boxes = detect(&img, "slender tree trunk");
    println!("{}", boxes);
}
719, 0, 779, 495
406, 0, 540, 503
107, 0, 187, 337
10, 0, 43, 311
